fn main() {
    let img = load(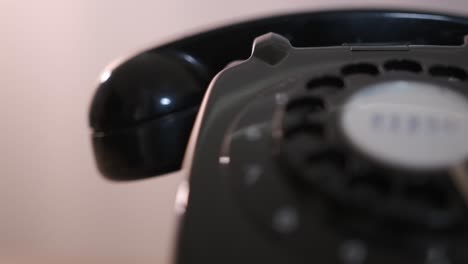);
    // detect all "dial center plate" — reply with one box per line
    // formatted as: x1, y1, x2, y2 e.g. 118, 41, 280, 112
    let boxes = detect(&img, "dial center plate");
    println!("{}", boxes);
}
341, 80, 468, 170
